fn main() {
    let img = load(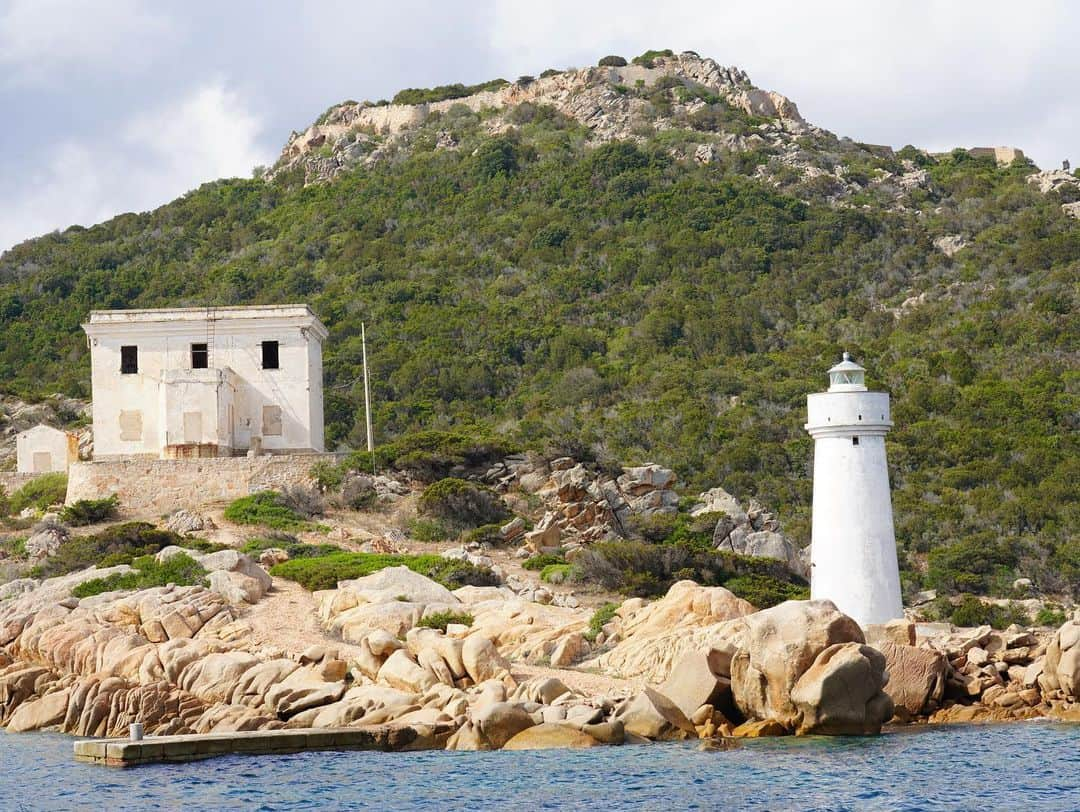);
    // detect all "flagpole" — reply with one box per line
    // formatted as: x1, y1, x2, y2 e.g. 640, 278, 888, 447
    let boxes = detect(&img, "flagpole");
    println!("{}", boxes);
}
362, 322, 375, 475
